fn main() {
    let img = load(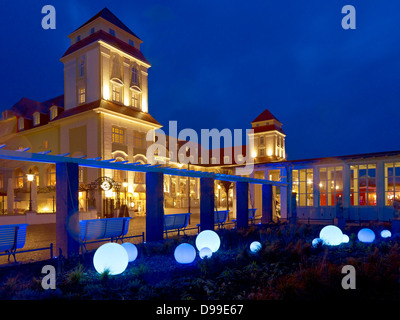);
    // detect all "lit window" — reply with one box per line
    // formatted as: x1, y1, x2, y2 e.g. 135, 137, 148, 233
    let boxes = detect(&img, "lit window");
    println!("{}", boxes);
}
385, 162, 400, 205
50, 106, 58, 120
293, 168, 313, 206
135, 172, 145, 184
112, 84, 121, 103
113, 159, 126, 183
350, 164, 376, 206
131, 92, 140, 108
47, 164, 56, 186
78, 87, 86, 104
18, 118, 24, 130
133, 131, 146, 149
112, 127, 125, 144
15, 168, 24, 188
33, 112, 40, 126
319, 167, 343, 206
